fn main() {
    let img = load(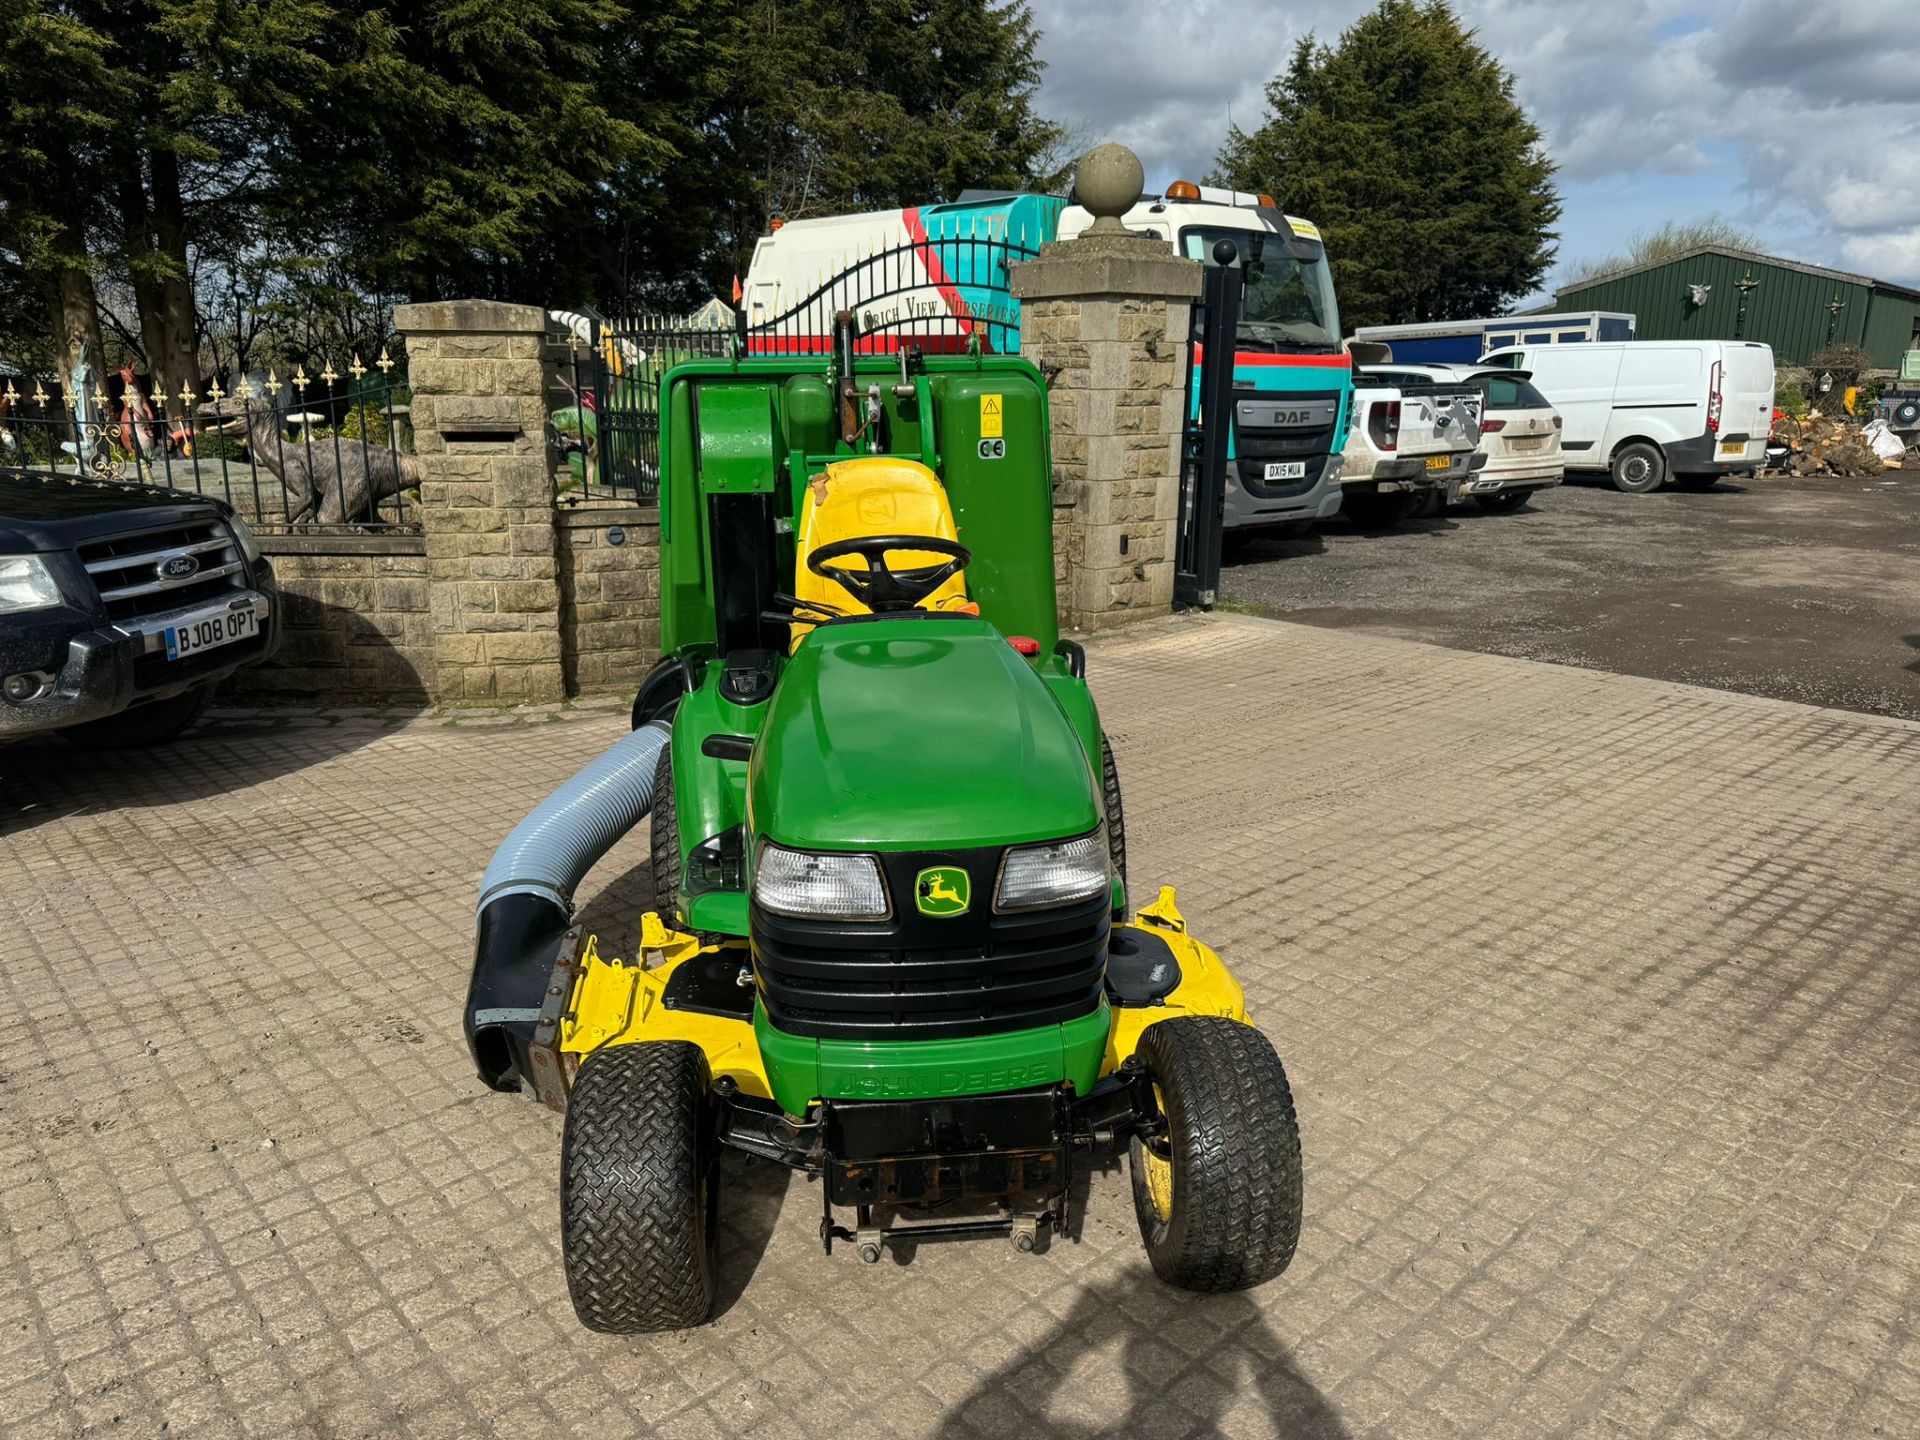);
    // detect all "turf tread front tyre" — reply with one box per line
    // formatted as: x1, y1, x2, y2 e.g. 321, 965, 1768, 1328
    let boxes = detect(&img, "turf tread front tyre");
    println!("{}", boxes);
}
1130, 1017, 1302, 1292
647, 742, 678, 922
1101, 732, 1127, 909
561, 1041, 715, 1333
